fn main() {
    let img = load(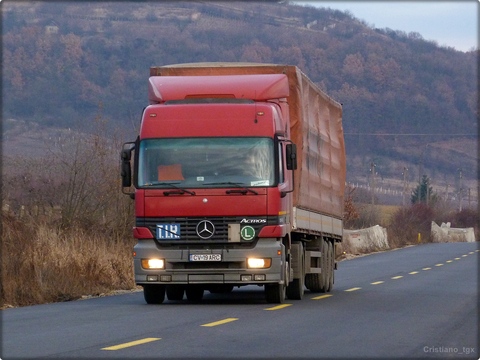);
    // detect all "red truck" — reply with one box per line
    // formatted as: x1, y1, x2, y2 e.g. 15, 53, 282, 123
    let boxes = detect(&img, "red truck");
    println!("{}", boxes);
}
121, 63, 346, 304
